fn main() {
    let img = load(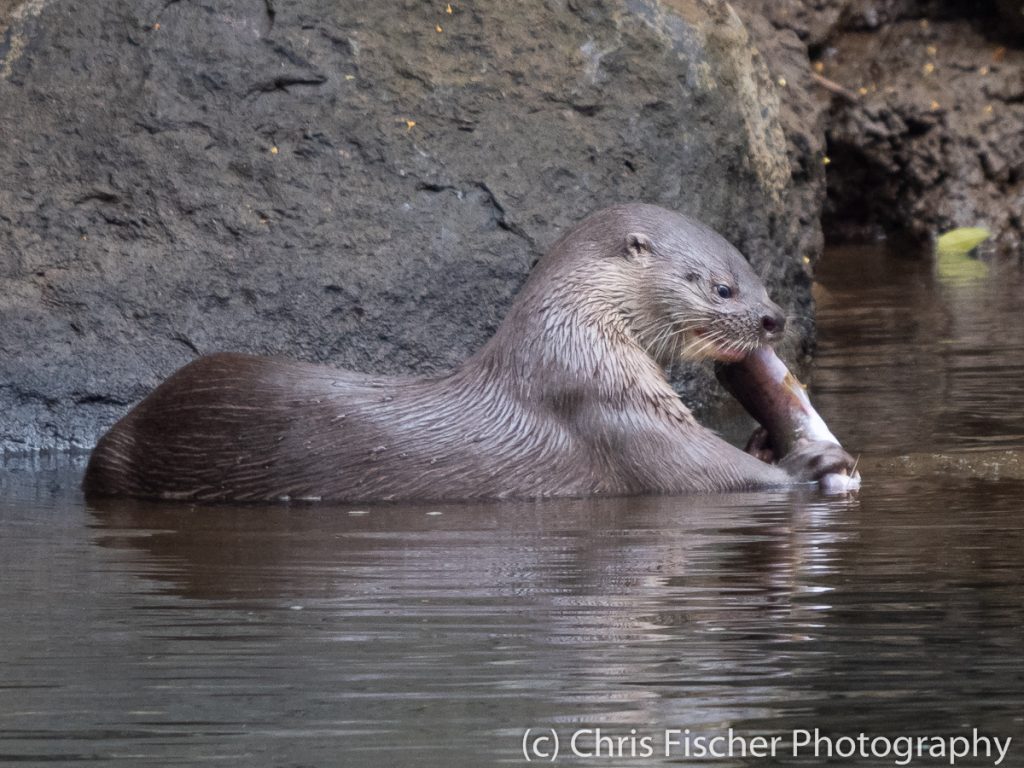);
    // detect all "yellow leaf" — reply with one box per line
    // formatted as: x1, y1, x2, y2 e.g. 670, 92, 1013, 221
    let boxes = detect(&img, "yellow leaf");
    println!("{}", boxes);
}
935, 227, 990, 256
935, 227, 991, 283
